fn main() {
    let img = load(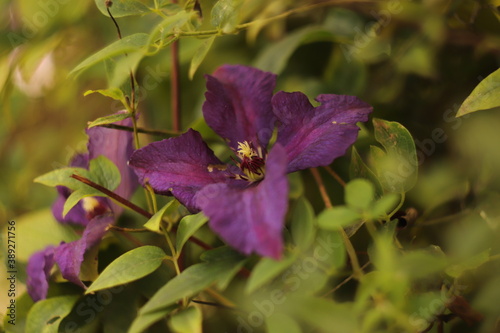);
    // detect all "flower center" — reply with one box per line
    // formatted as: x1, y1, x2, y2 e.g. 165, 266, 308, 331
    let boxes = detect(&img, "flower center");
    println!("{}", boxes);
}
236, 141, 266, 182
82, 197, 109, 220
